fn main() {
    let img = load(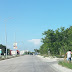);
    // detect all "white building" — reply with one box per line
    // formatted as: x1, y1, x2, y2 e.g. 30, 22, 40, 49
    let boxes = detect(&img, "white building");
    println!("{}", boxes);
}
11, 51, 17, 56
